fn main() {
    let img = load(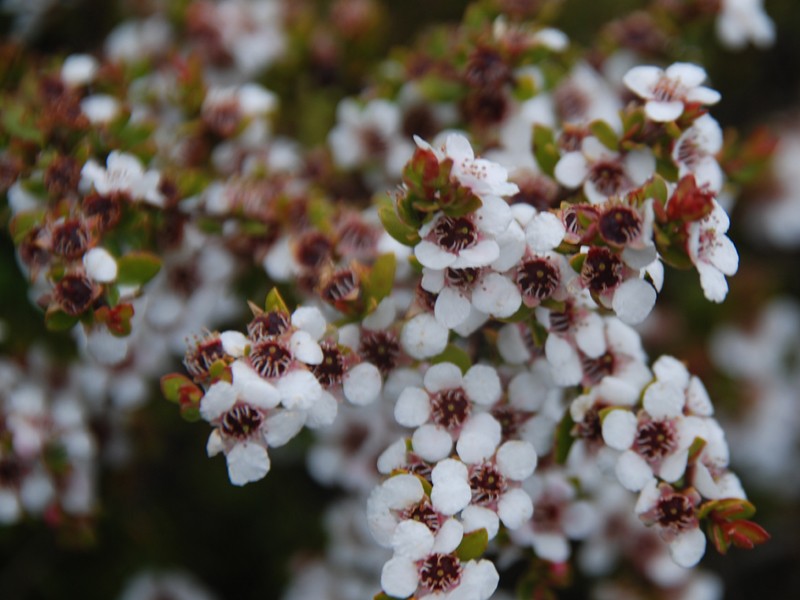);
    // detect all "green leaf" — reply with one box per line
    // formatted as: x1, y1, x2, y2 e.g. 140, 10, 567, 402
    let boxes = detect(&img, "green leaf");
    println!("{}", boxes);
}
362, 253, 396, 307
711, 498, 756, 521
377, 194, 420, 246
264, 287, 289, 314
533, 124, 560, 177
45, 308, 80, 332
553, 410, 576, 465
430, 344, 472, 374
9, 209, 45, 244
2, 103, 44, 146
707, 521, 730, 555
116, 251, 162, 286
455, 528, 488, 562
589, 119, 619, 151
